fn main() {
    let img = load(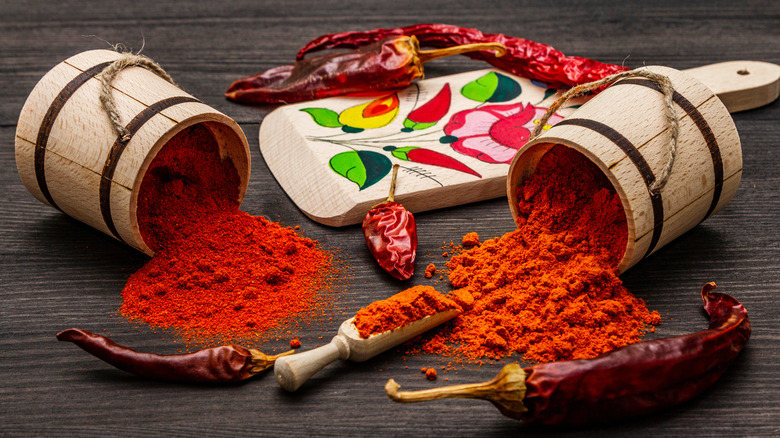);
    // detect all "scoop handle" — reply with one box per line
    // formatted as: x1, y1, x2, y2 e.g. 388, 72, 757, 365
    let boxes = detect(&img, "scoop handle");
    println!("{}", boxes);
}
274, 334, 350, 391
